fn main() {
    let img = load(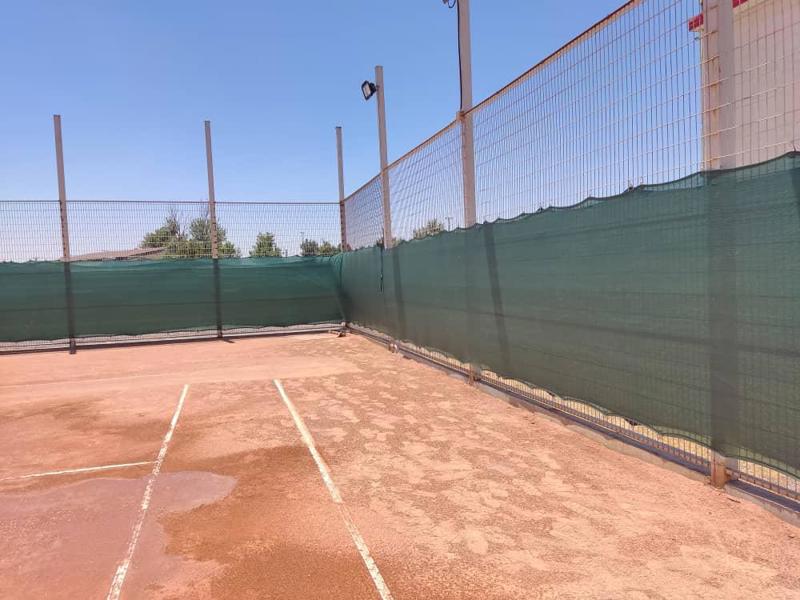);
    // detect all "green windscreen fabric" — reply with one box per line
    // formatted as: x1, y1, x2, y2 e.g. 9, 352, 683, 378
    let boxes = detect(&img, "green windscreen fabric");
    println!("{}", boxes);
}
0, 256, 342, 341
2, 154, 799, 479
337, 153, 800, 476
